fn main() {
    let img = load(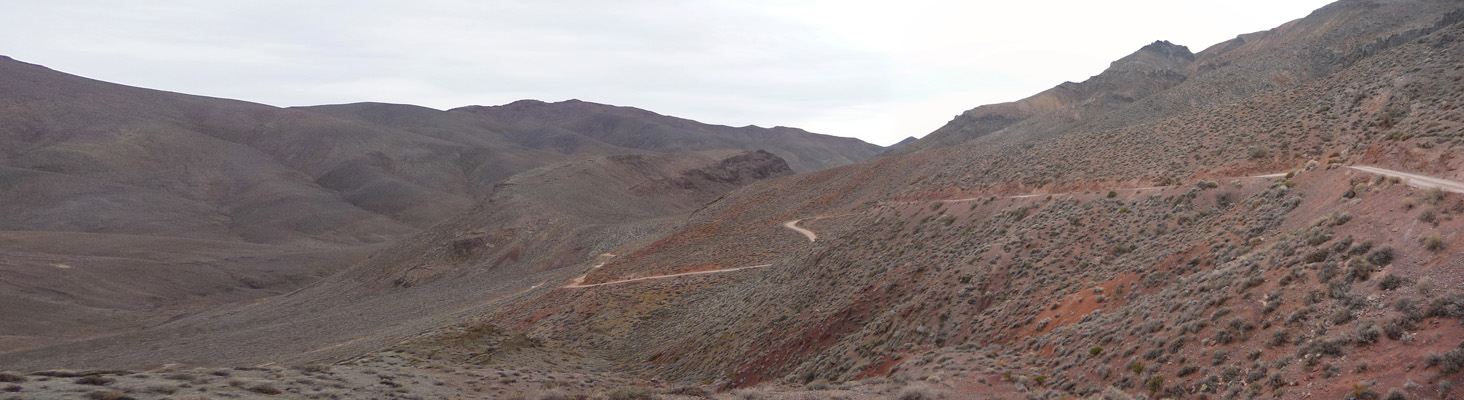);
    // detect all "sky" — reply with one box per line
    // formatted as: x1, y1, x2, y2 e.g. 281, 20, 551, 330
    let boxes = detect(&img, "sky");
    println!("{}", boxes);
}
0, 0, 1335, 146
